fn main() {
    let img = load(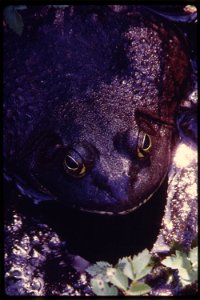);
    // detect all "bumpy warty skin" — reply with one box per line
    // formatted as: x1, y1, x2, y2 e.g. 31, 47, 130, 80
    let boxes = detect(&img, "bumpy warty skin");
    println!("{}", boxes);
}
3, 6, 191, 214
